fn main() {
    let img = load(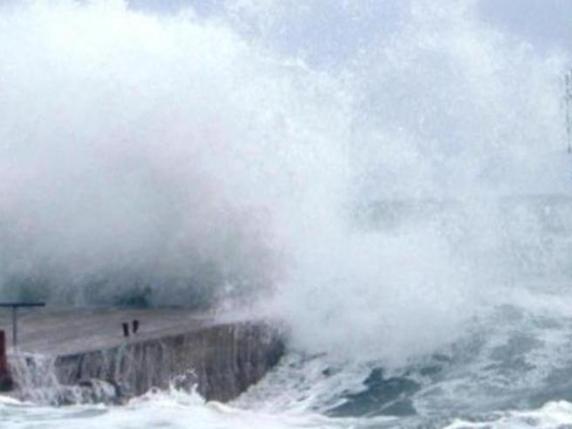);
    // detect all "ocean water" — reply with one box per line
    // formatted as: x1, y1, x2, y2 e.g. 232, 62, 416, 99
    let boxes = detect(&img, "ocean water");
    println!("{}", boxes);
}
2, 0, 572, 427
